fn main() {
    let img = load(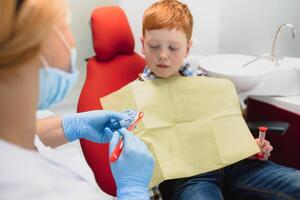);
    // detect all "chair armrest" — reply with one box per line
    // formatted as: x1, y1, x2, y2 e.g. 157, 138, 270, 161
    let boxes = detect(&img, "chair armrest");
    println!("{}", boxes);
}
246, 121, 290, 136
